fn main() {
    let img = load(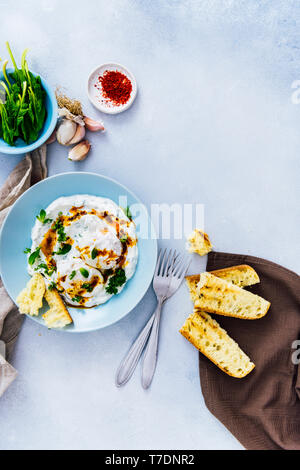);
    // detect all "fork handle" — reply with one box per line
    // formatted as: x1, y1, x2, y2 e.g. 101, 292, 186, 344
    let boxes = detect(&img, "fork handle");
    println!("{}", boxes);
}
115, 310, 158, 387
141, 301, 163, 389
